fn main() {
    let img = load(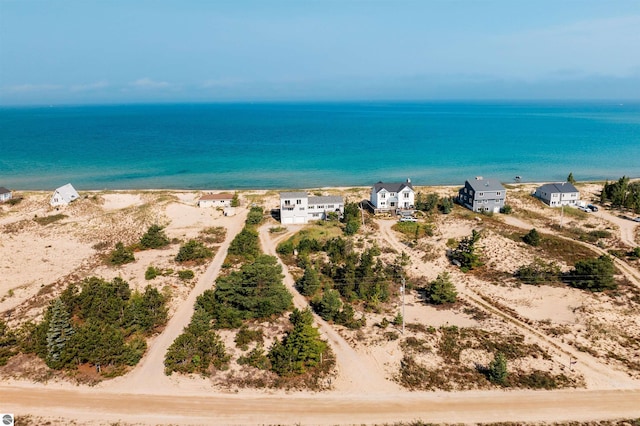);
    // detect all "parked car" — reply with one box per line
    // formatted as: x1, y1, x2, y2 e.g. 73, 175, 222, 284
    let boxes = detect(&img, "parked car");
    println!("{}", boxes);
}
399, 216, 418, 222
578, 206, 591, 213
634, 217, 640, 222
587, 204, 599, 212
